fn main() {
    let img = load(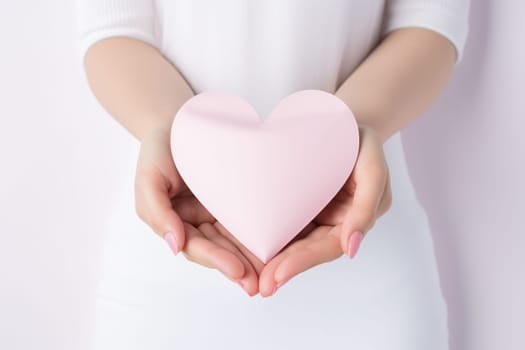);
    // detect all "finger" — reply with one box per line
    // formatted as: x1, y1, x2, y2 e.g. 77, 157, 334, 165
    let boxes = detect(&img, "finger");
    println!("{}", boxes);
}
340, 166, 387, 257
258, 244, 295, 297
258, 223, 317, 297
213, 221, 266, 275
171, 195, 216, 226
259, 225, 340, 297
134, 170, 186, 254
279, 221, 317, 251
275, 226, 341, 284
313, 199, 349, 226
339, 177, 384, 257
376, 166, 392, 217
182, 223, 245, 281
199, 222, 259, 296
